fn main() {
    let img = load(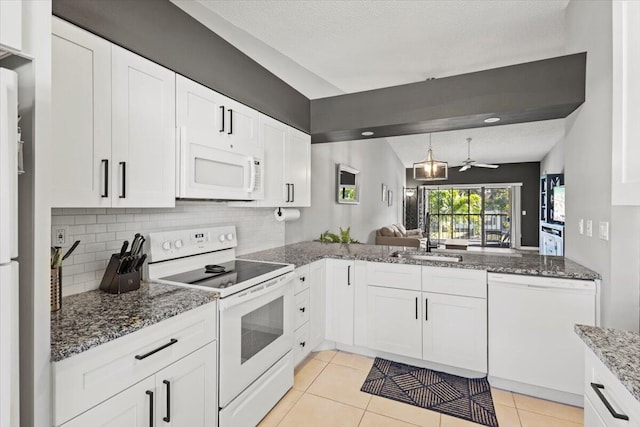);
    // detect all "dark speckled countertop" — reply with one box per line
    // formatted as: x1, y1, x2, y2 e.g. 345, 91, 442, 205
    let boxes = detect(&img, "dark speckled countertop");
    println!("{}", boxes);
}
51, 282, 217, 362
239, 242, 600, 280
575, 324, 640, 402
